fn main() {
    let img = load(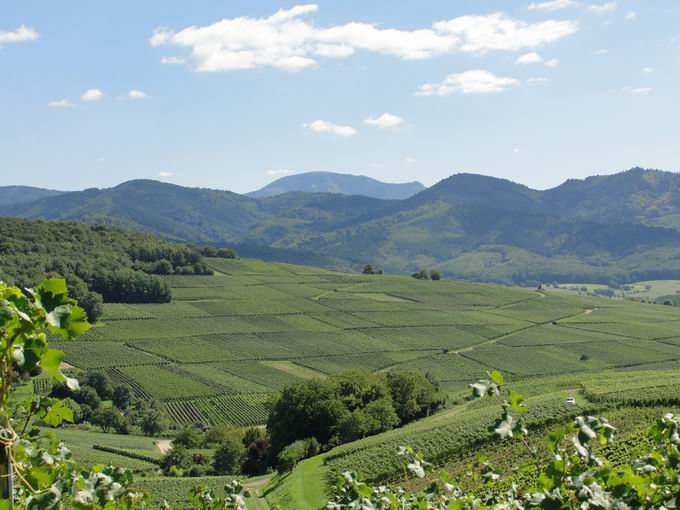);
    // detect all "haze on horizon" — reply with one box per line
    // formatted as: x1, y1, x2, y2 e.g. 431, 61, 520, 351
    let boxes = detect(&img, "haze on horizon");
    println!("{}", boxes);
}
2, 1, 679, 193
